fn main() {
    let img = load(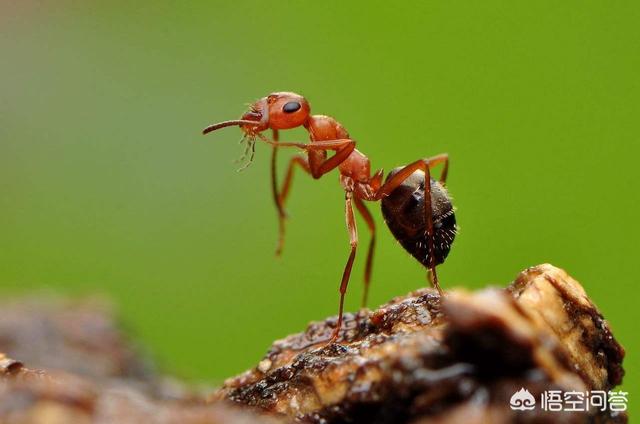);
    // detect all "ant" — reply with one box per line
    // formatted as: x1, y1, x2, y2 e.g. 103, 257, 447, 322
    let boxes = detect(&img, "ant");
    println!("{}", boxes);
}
203, 92, 457, 342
